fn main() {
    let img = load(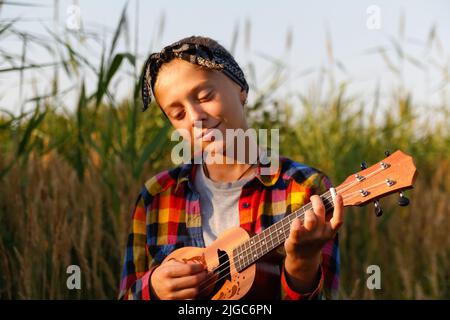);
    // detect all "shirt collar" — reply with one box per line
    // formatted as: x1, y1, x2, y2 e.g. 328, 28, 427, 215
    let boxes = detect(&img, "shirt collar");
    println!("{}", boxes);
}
175, 152, 283, 190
